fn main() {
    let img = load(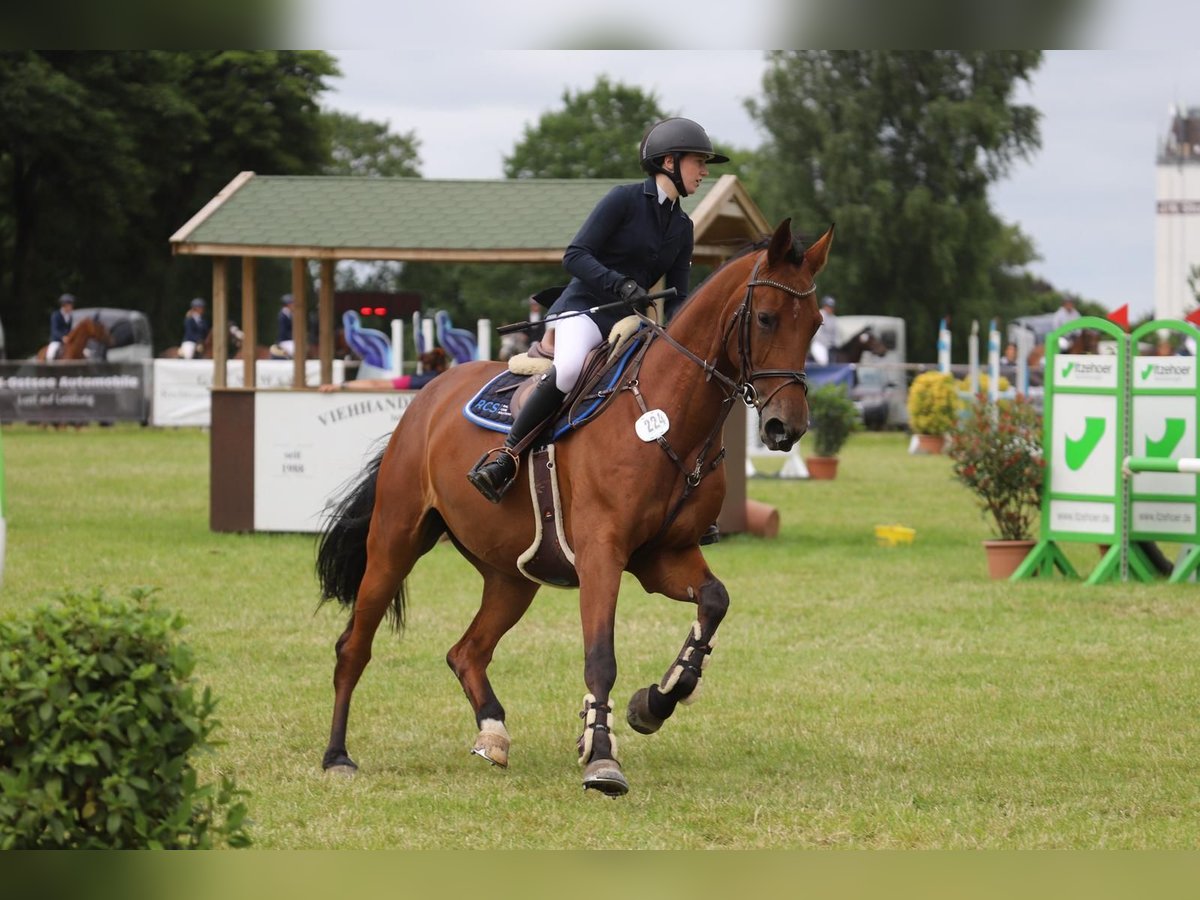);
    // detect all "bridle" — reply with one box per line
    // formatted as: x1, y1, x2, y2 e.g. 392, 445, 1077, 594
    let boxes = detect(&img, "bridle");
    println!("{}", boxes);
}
731, 257, 815, 410
644, 254, 816, 412
623, 250, 817, 543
